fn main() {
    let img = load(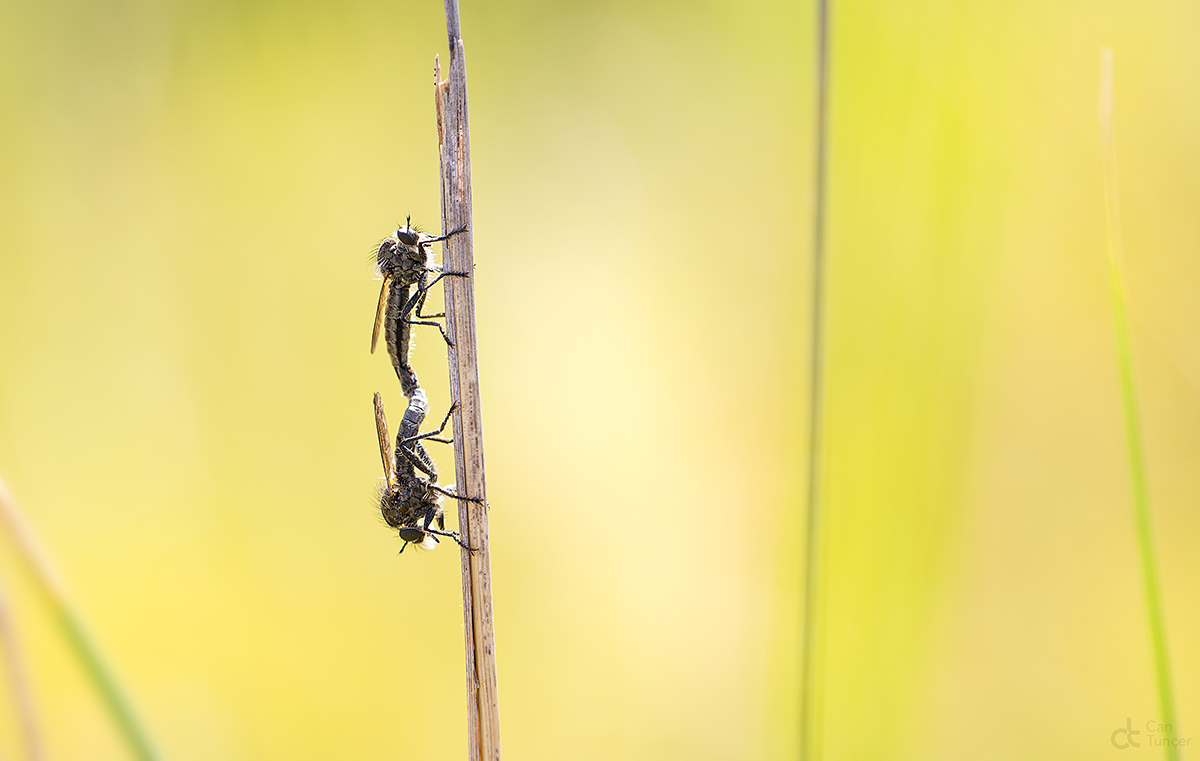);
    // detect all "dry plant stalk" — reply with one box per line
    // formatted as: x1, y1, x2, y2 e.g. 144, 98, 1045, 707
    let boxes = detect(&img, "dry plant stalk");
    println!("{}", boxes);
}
434, 2, 501, 758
